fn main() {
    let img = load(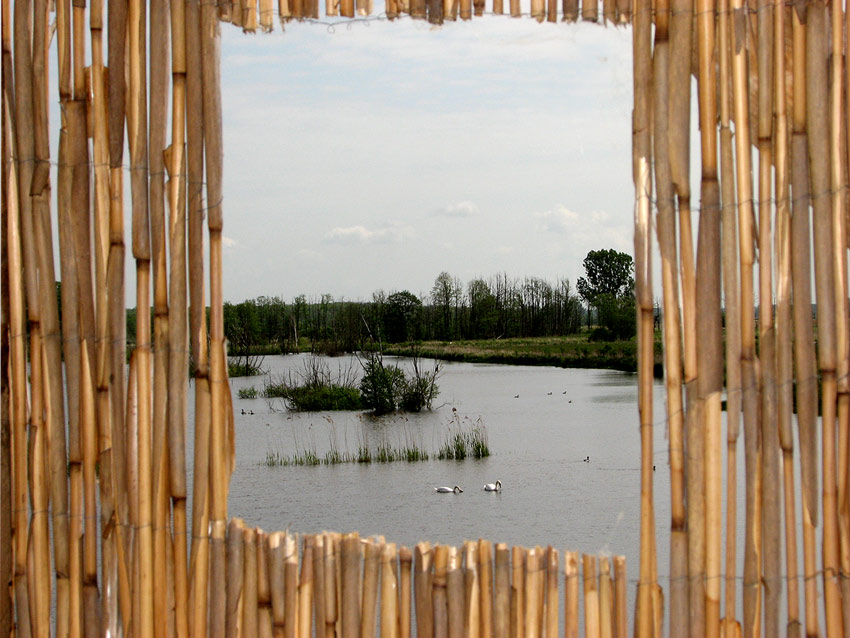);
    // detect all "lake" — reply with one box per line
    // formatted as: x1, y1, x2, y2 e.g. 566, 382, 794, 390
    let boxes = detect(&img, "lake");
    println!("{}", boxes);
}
219, 353, 670, 586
